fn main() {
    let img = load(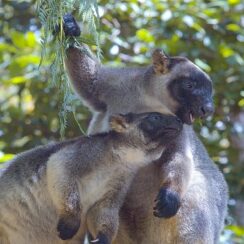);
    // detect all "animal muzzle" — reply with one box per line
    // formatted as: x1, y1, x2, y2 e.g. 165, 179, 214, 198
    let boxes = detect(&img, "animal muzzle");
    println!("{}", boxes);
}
156, 116, 183, 138
199, 102, 214, 118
